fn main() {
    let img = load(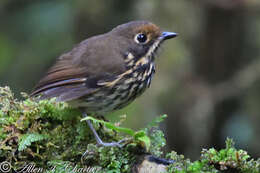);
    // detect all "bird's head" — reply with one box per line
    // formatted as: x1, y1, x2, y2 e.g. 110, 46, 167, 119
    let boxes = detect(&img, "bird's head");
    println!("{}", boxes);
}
110, 21, 177, 64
